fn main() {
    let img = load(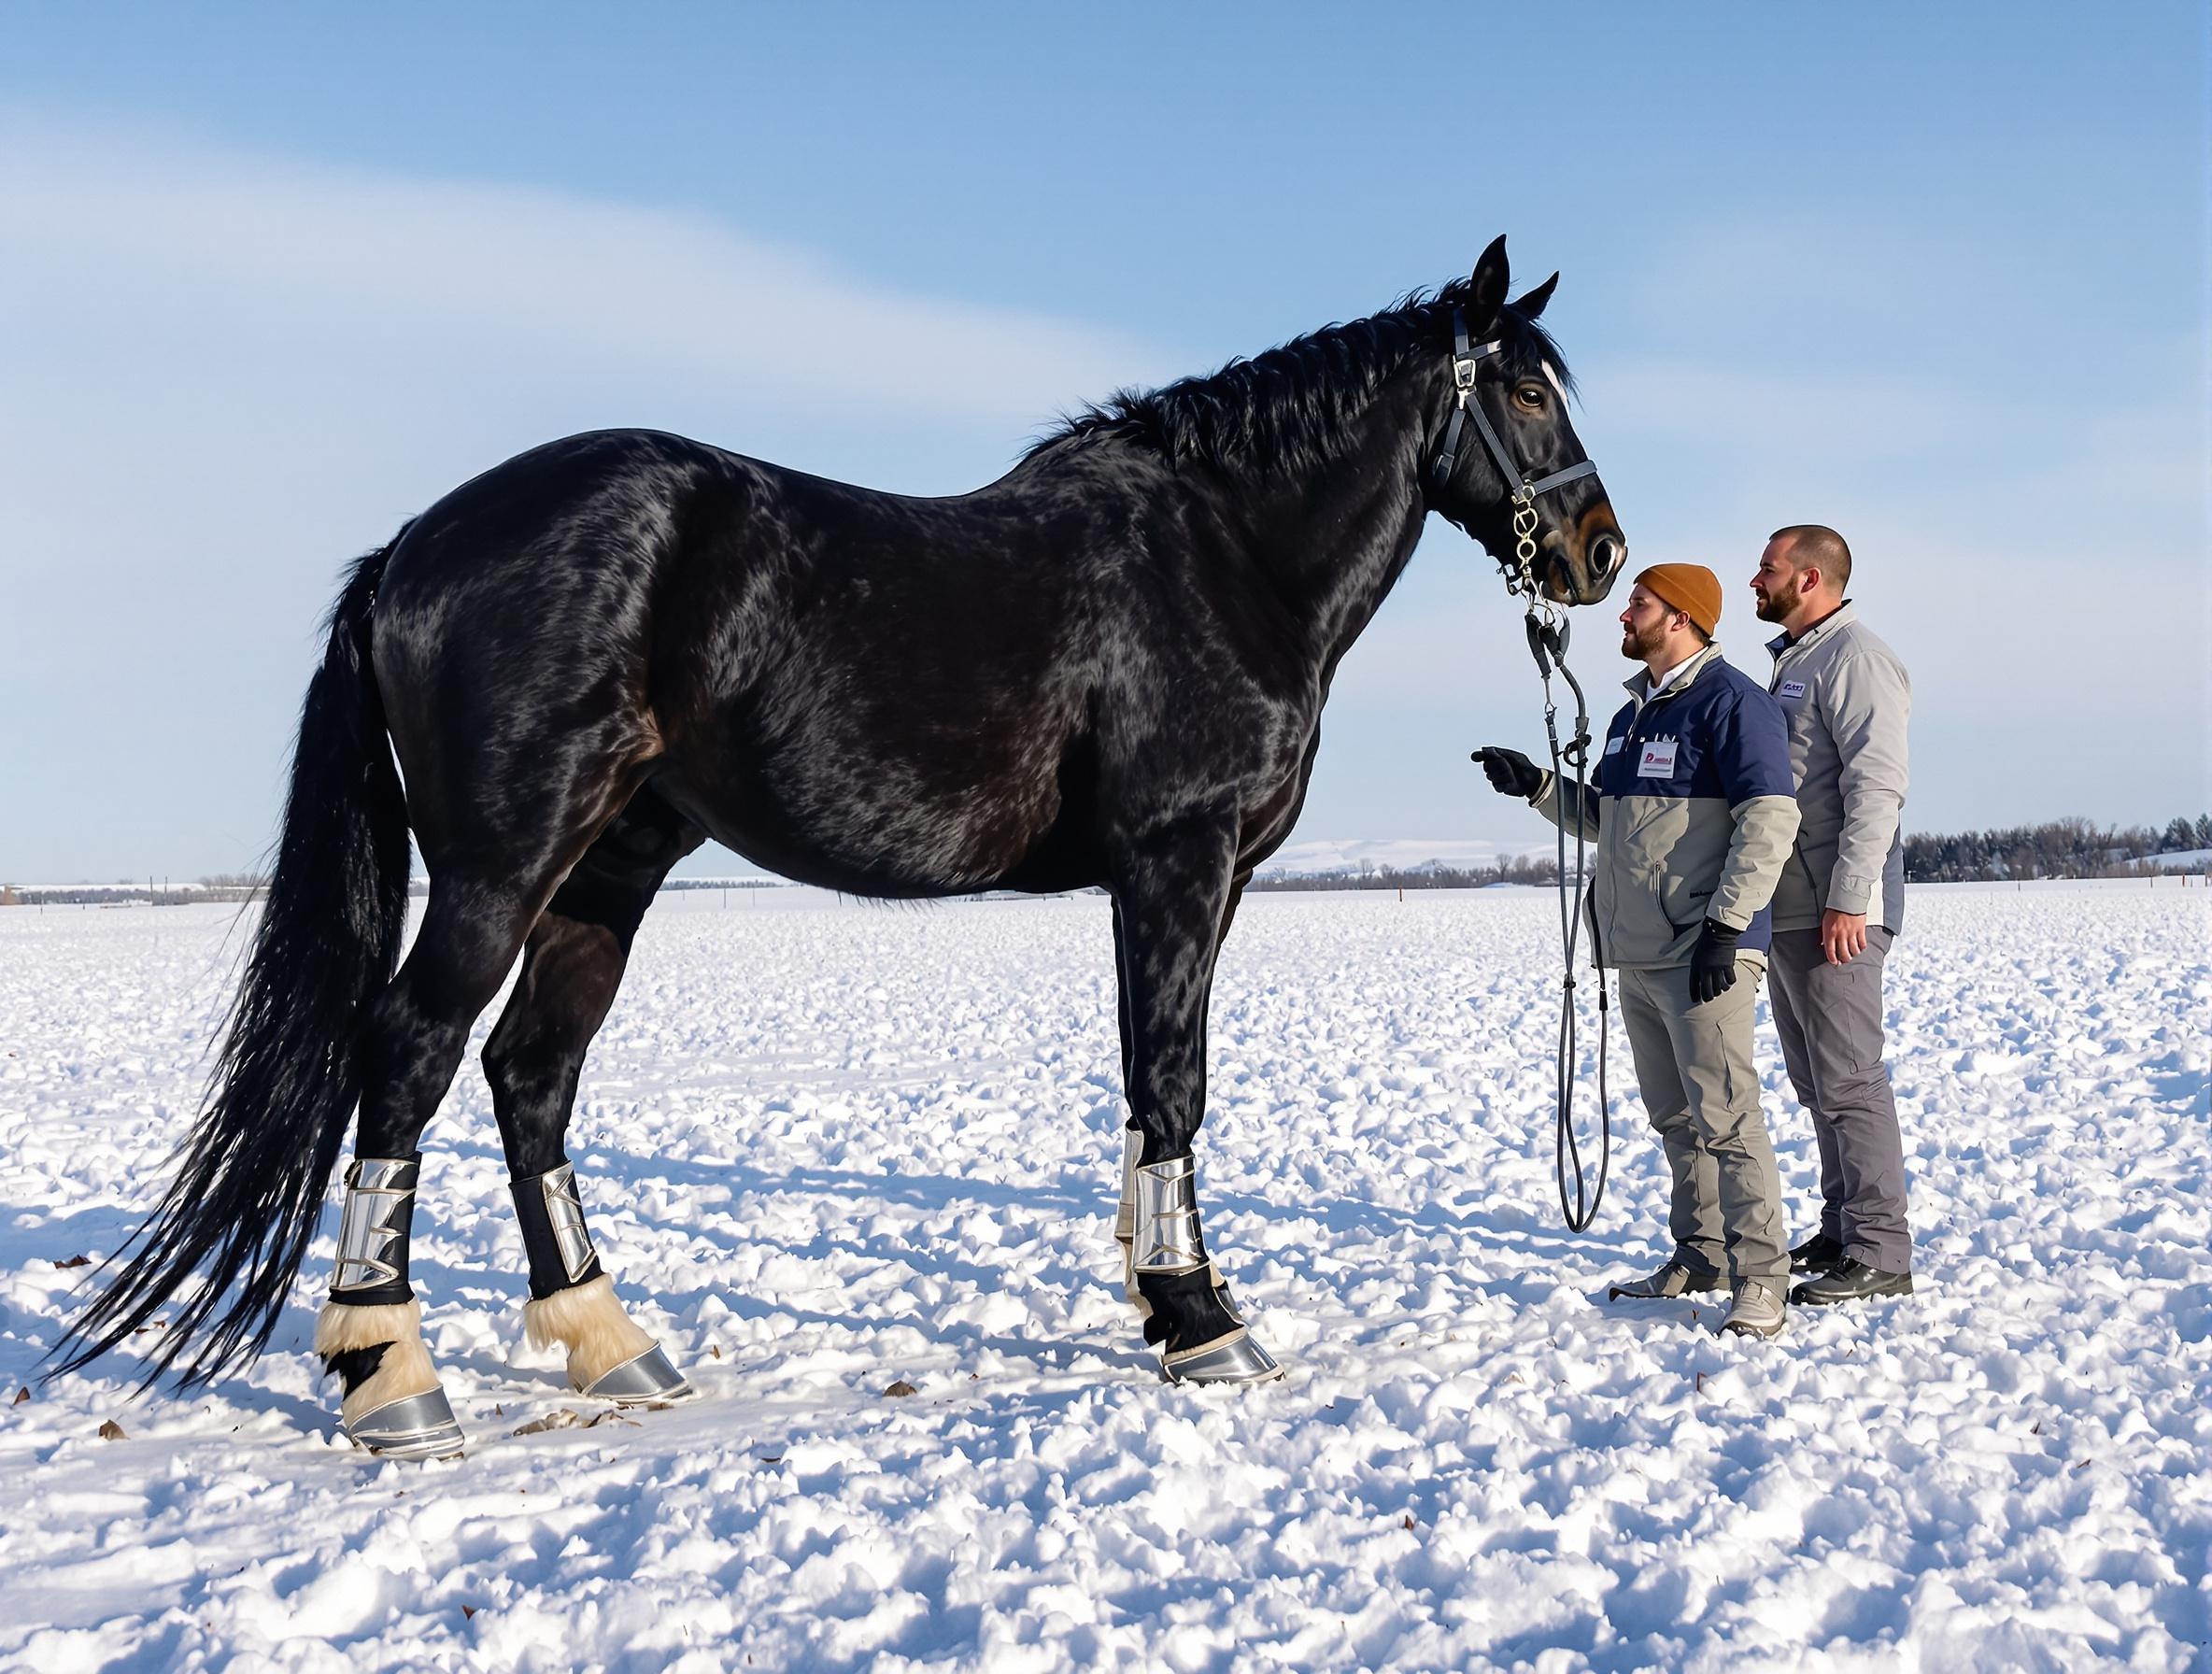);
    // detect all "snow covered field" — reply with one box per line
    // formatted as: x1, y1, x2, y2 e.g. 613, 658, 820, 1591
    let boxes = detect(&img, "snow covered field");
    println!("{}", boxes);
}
1, 885, 2205, 1672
